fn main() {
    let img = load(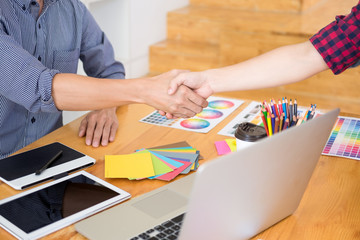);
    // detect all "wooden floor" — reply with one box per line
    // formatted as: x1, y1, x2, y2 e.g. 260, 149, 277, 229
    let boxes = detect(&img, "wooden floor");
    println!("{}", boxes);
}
148, 0, 360, 114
